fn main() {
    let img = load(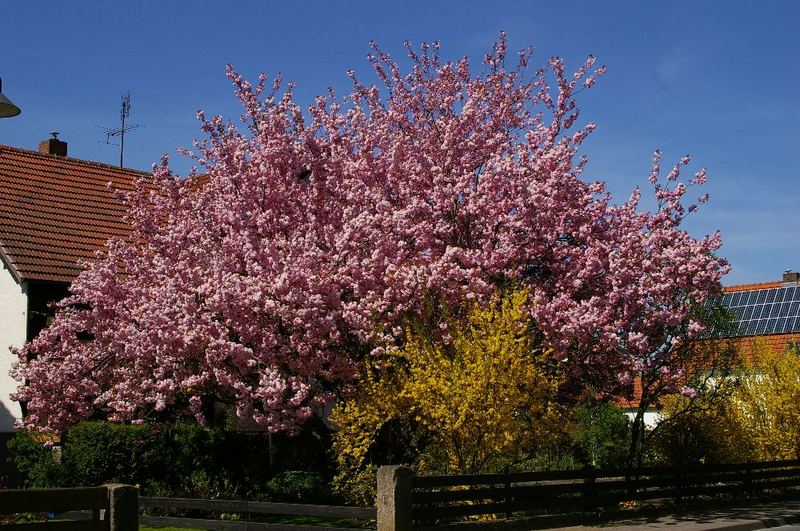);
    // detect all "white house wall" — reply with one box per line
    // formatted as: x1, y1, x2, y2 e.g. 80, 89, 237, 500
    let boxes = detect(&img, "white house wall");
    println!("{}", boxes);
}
624, 409, 662, 429
0, 266, 25, 432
